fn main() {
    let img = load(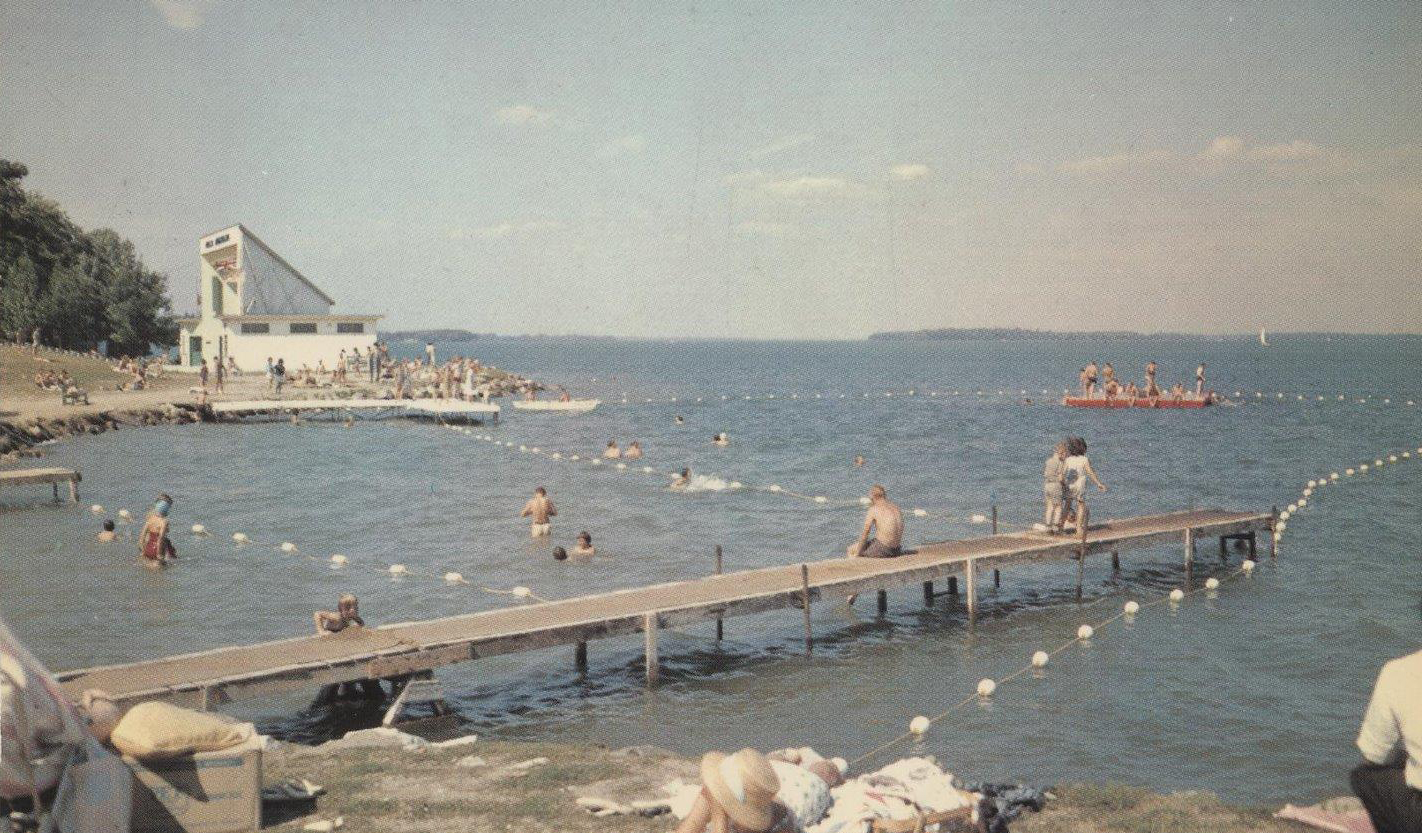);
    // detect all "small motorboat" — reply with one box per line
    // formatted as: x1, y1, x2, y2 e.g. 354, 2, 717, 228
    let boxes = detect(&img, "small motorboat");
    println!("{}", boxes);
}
512, 399, 601, 413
